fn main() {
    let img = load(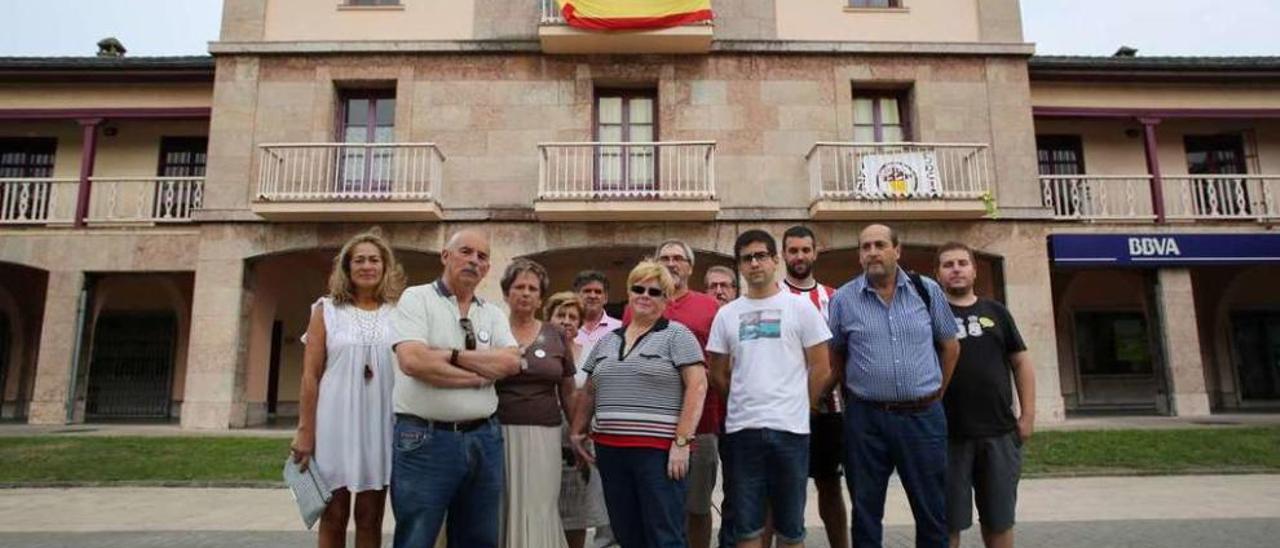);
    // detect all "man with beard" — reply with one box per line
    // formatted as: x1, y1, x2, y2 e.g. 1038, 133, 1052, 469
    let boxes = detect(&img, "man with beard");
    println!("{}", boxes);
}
624, 239, 721, 548
936, 242, 1035, 548
825, 224, 960, 548
779, 225, 847, 548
